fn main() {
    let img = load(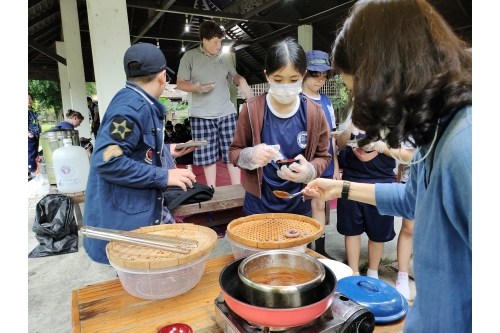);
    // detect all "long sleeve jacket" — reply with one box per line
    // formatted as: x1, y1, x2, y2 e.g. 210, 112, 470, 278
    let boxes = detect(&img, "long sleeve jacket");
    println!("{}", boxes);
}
83, 82, 168, 265
229, 93, 332, 199
376, 106, 472, 333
